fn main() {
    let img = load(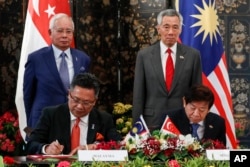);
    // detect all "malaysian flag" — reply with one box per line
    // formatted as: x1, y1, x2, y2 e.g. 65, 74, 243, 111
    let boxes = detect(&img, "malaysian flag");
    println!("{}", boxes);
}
175, 0, 237, 148
123, 115, 150, 142
15, 0, 73, 140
